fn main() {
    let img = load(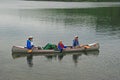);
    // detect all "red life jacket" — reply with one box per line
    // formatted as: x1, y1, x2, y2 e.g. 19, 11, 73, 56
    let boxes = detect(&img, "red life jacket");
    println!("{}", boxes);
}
58, 43, 64, 49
